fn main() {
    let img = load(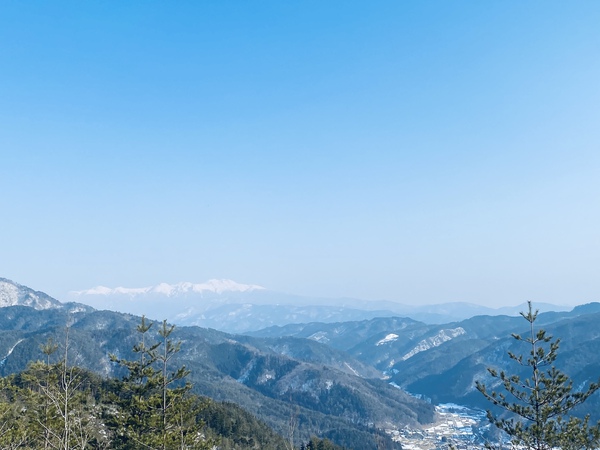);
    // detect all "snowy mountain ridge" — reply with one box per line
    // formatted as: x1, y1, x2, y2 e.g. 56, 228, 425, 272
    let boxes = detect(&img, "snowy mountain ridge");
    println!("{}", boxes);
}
71, 279, 266, 297
0, 278, 63, 310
